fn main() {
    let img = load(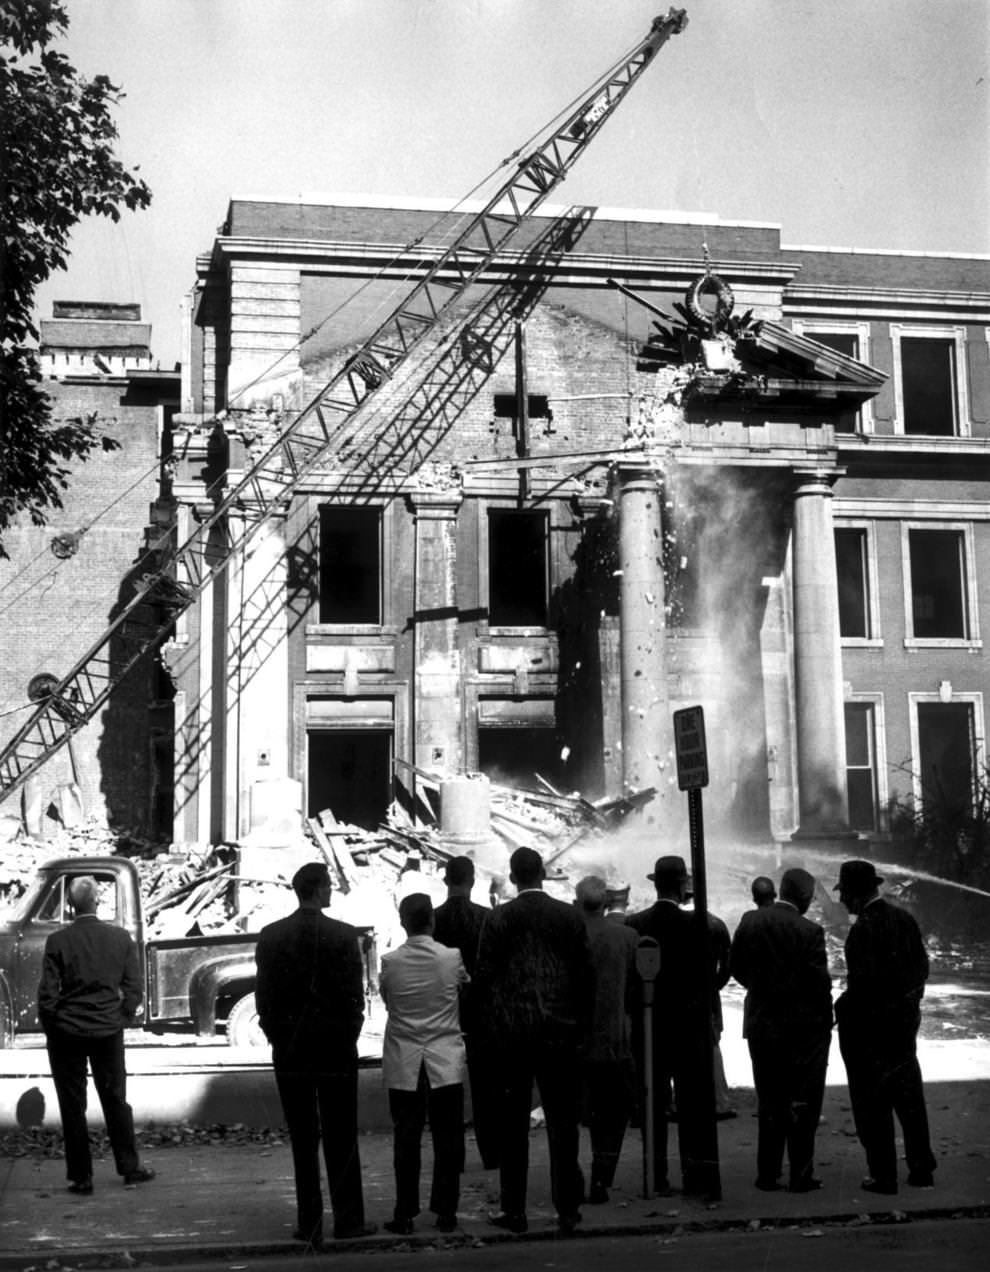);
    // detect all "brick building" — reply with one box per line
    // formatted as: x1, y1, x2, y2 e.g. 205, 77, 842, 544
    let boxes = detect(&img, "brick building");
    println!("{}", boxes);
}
168, 197, 990, 867
0, 303, 180, 838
